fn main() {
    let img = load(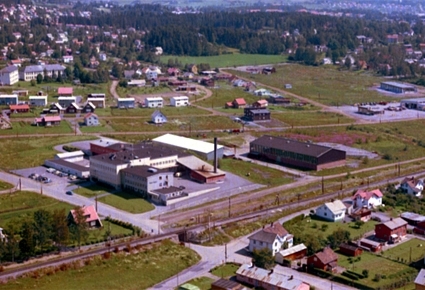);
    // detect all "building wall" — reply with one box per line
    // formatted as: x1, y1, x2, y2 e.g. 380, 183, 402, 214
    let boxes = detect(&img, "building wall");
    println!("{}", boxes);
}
90, 158, 127, 188
316, 205, 345, 222
0, 96, 18, 105
415, 284, 425, 290
44, 160, 89, 178
30, 98, 47, 106
0, 70, 19, 85
375, 225, 407, 241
